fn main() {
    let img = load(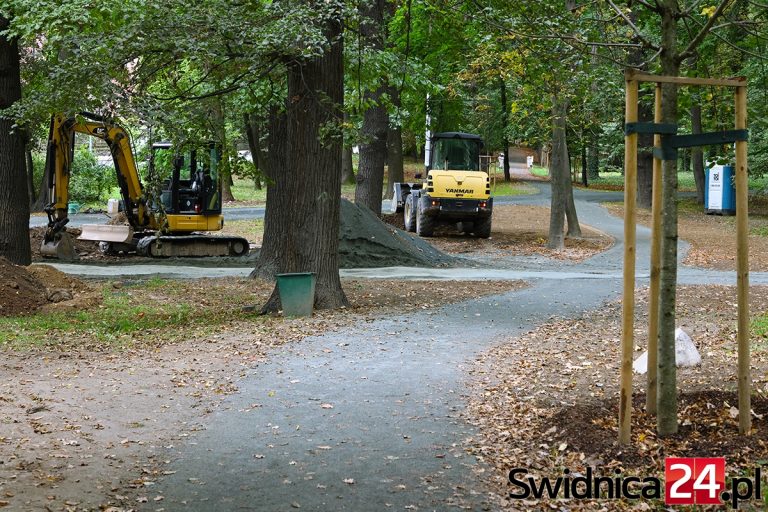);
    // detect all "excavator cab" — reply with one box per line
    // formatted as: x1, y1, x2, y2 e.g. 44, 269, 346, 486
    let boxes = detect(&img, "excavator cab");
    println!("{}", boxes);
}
152, 143, 222, 216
